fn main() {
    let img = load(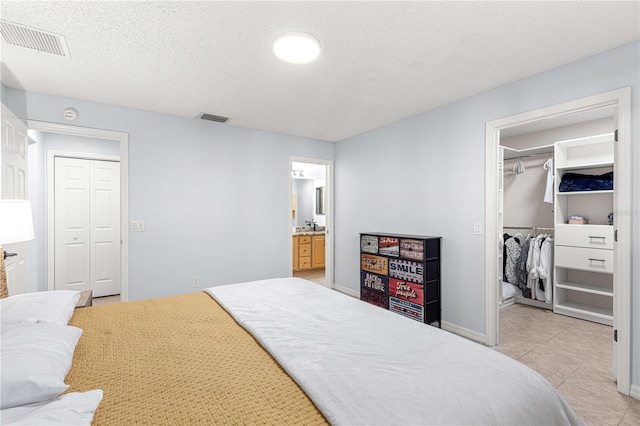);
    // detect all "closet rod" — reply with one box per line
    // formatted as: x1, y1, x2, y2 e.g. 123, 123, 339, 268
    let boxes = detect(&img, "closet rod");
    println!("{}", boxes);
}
505, 151, 553, 159
503, 226, 554, 231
